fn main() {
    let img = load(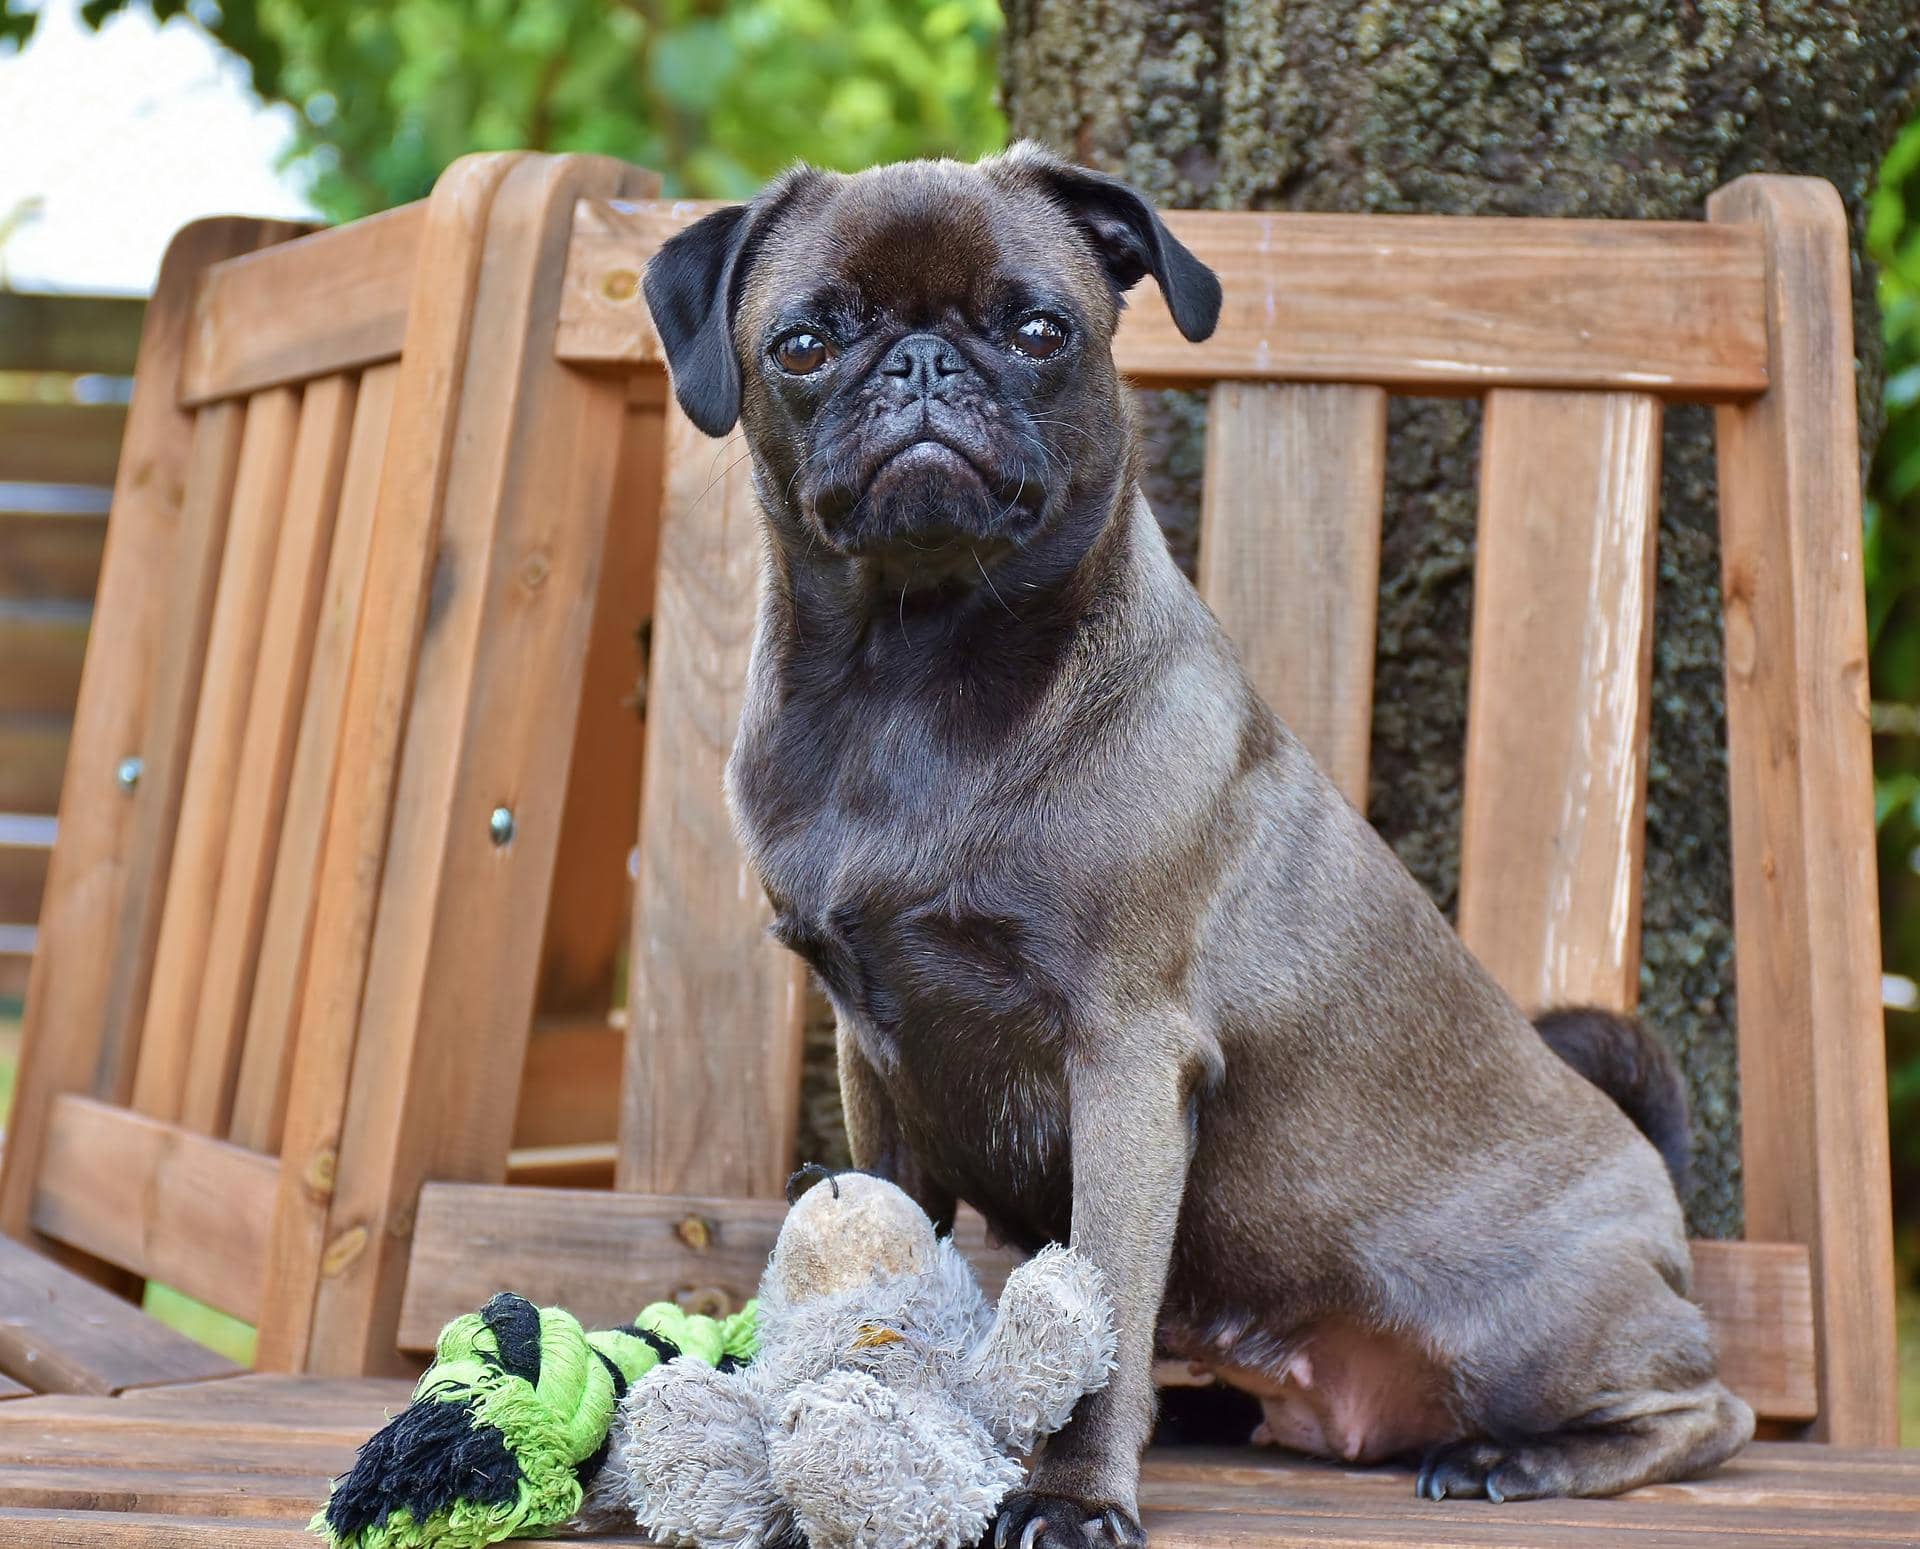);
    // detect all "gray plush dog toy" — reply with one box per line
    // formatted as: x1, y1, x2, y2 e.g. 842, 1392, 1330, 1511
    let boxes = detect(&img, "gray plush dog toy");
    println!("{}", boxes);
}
612, 1171, 1115, 1549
